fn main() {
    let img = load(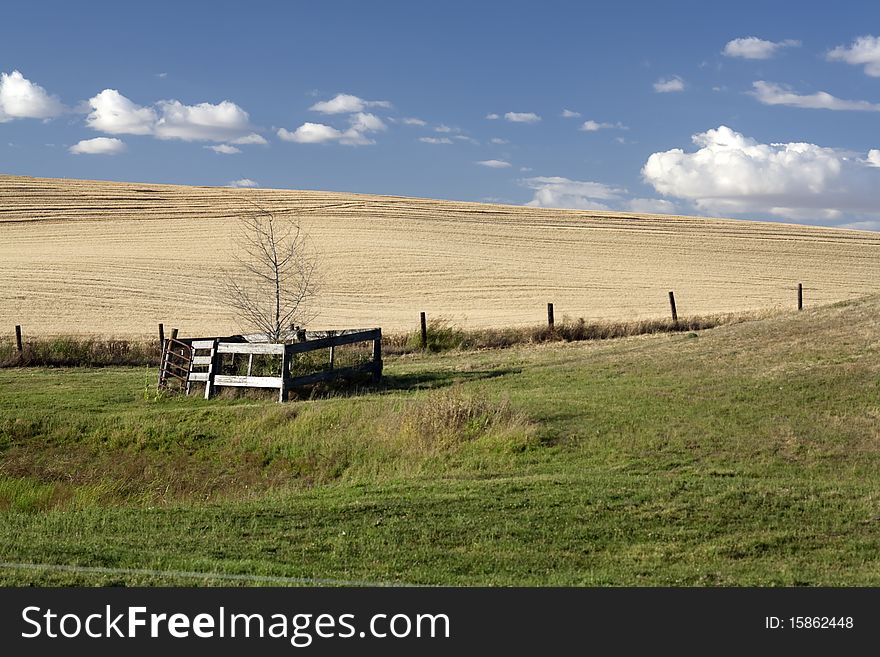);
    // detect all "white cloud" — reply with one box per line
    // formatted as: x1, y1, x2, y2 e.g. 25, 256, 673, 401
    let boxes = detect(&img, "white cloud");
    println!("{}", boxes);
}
308, 93, 391, 114
522, 176, 625, 210
490, 137, 509, 144
401, 117, 427, 126
866, 149, 880, 167
561, 109, 581, 118
750, 81, 880, 111
434, 124, 455, 133
206, 144, 241, 154
230, 132, 268, 145
477, 159, 511, 168
277, 112, 384, 146
580, 120, 627, 132
723, 37, 800, 59
454, 134, 479, 144
485, 113, 500, 120
278, 122, 343, 144
228, 178, 259, 188
154, 99, 252, 141
521, 176, 678, 214
86, 89, 157, 134
419, 137, 452, 144
653, 76, 685, 93
642, 125, 880, 222
86, 91, 258, 142
519, 166, 533, 172
504, 111, 541, 123
0, 70, 64, 122
827, 36, 880, 77
156, 72, 168, 79
349, 112, 386, 133
68, 137, 126, 155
